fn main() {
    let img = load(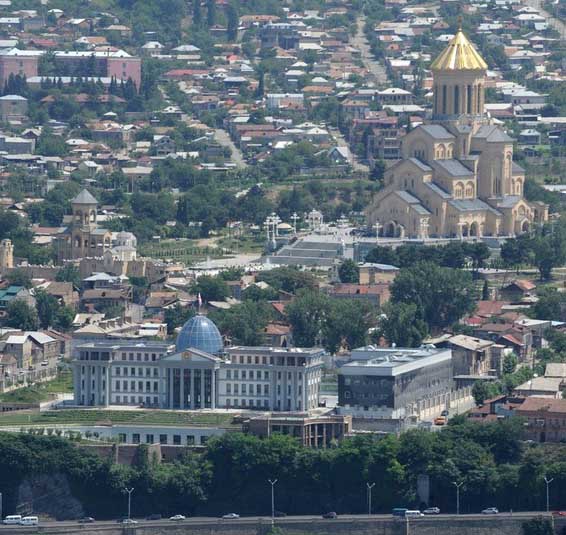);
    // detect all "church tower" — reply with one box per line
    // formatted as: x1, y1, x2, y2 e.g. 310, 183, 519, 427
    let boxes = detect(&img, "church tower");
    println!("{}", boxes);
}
431, 19, 488, 119
0, 238, 14, 270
